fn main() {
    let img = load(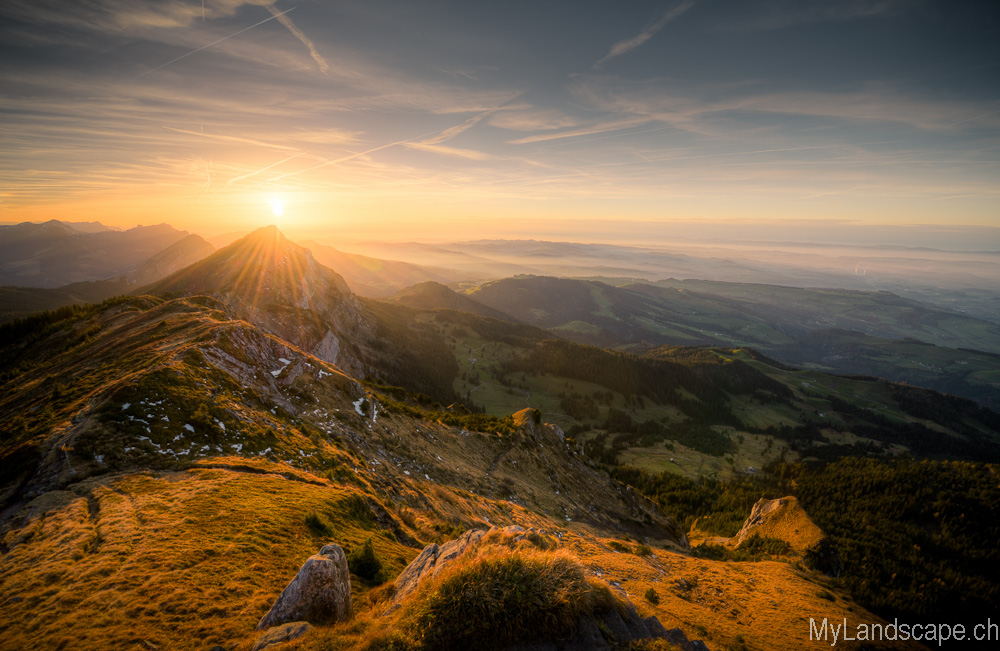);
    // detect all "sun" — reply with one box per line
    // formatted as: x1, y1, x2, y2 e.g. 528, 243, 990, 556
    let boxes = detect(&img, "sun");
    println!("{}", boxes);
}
268, 198, 286, 218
